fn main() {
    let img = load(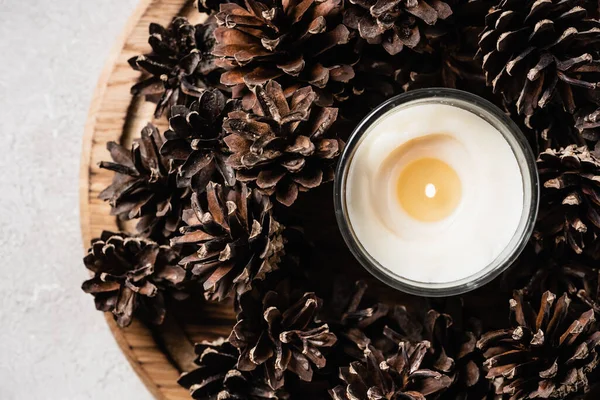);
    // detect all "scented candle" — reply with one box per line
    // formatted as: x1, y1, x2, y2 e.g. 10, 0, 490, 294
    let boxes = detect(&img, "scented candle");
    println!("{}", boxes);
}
334, 89, 539, 296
